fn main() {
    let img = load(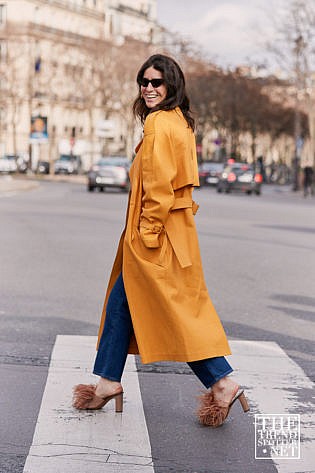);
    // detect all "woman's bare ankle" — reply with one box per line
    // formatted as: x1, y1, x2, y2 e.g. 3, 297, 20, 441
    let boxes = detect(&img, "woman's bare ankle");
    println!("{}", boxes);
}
211, 376, 239, 404
213, 376, 238, 390
95, 377, 122, 397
